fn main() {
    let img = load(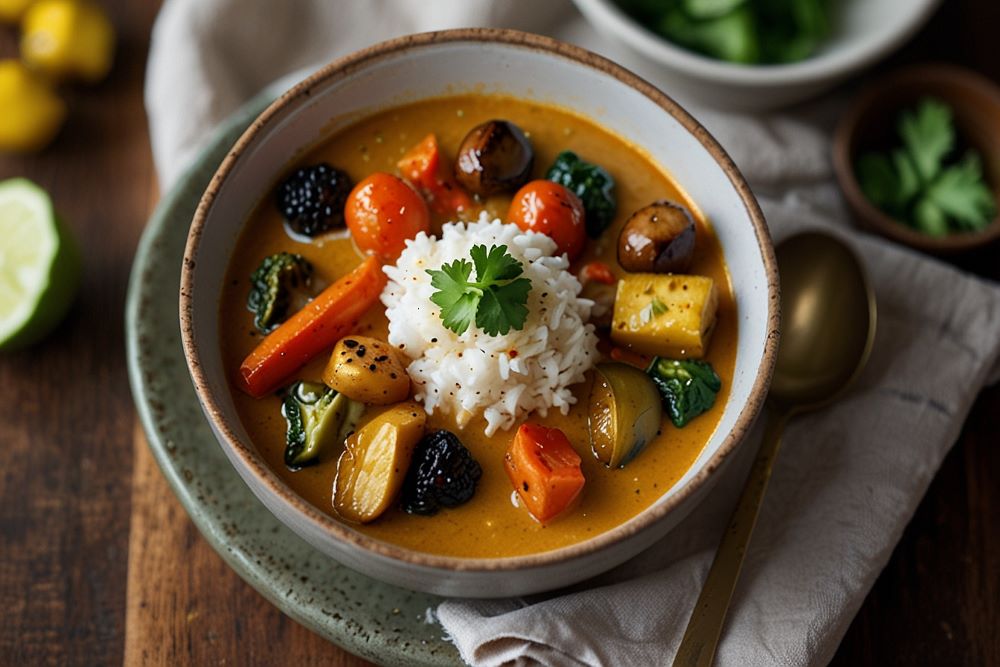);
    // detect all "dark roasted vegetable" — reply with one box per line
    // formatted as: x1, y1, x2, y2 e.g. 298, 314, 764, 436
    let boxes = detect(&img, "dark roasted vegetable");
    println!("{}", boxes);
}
454, 120, 534, 196
246, 252, 313, 334
276, 162, 353, 237
282, 381, 364, 469
545, 151, 617, 238
618, 200, 696, 274
646, 357, 721, 428
401, 430, 482, 515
